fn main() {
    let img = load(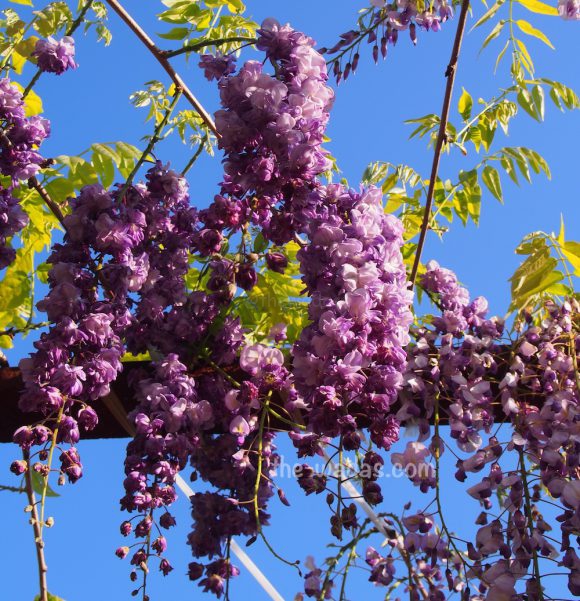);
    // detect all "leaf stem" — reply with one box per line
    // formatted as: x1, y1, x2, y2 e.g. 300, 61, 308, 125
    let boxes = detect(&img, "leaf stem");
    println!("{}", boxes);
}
23, 449, 49, 601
